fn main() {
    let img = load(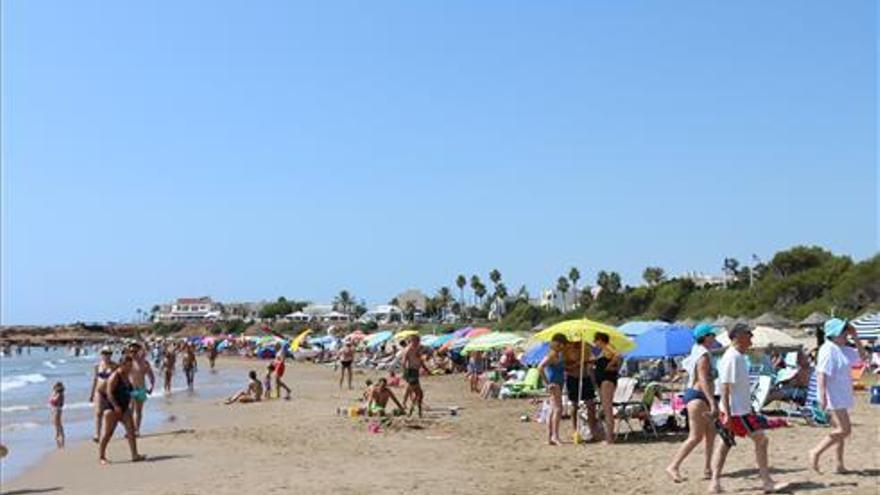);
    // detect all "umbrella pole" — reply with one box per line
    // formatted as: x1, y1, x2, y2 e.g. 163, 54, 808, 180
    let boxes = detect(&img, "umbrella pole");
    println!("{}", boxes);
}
577, 339, 585, 437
